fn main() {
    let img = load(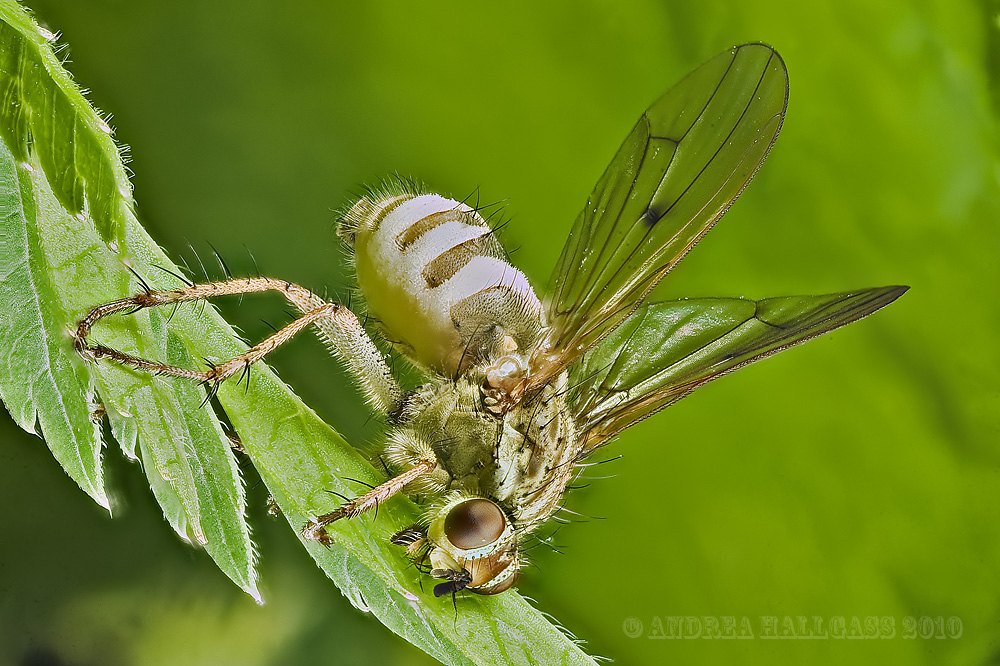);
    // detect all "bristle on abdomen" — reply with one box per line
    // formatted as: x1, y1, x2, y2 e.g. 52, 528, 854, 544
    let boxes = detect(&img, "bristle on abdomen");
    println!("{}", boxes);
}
342, 186, 543, 377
